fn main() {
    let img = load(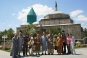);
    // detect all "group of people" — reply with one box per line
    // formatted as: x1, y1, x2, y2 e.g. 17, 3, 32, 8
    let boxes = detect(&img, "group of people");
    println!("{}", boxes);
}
10, 30, 76, 58
55, 33, 76, 55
